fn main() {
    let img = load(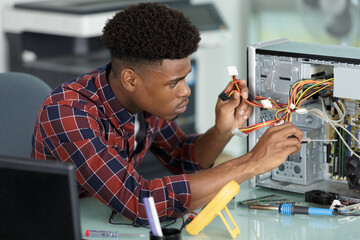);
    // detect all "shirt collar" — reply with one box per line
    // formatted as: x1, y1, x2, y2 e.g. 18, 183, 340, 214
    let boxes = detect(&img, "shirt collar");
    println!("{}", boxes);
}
96, 63, 134, 125
96, 63, 154, 126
